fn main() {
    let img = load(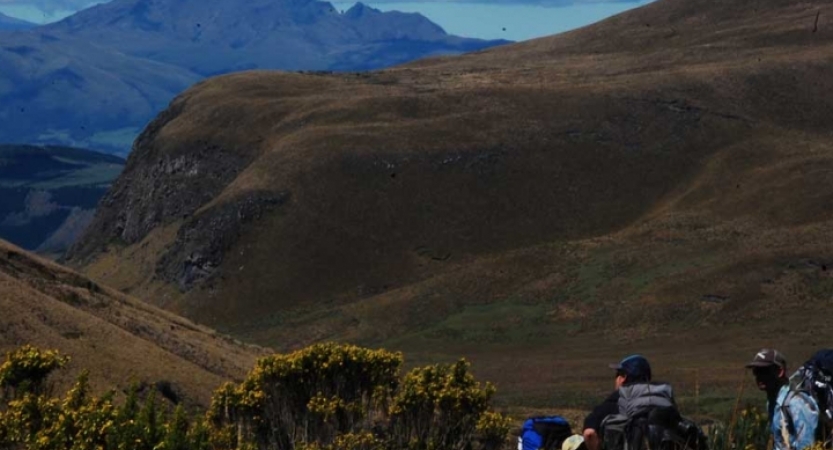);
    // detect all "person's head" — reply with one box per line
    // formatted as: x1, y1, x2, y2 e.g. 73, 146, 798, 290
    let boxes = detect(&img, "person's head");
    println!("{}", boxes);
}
745, 348, 787, 392
609, 354, 652, 388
